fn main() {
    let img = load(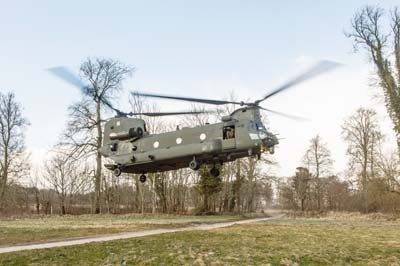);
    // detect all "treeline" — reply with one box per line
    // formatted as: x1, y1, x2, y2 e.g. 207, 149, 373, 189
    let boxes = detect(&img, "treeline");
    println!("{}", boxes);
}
1, 158, 273, 215
278, 109, 400, 213
278, 168, 400, 213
